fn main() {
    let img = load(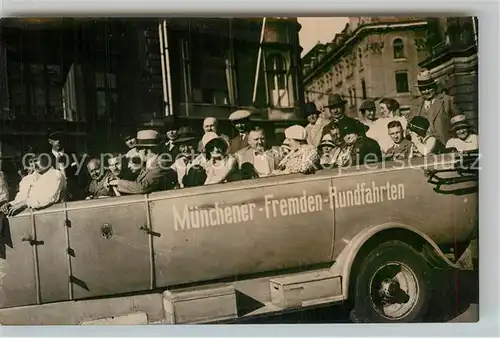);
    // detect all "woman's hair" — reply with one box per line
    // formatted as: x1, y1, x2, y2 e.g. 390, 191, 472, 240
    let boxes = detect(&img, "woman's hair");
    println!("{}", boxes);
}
204, 138, 228, 160
380, 98, 400, 113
